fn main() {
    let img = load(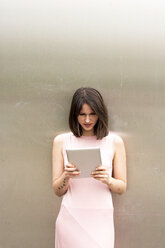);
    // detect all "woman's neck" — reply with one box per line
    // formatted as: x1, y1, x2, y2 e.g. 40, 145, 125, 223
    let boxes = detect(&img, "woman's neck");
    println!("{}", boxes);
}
82, 131, 95, 136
